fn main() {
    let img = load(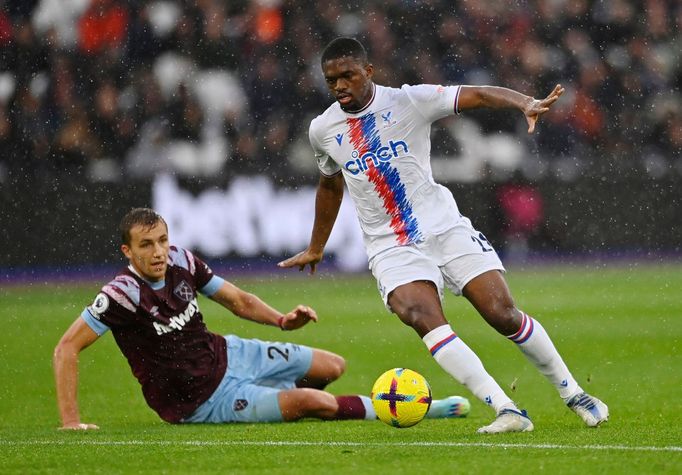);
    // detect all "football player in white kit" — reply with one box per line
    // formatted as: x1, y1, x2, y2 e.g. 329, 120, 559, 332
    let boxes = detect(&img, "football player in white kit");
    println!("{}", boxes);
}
279, 37, 608, 433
